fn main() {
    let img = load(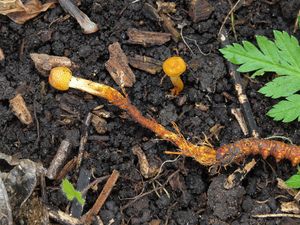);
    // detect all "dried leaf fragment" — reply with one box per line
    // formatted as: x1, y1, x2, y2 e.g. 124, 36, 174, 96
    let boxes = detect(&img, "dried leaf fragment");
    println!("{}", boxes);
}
105, 42, 136, 87
9, 94, 33, 125
189, 0, 214, 23
30, 53, 76, 77
132, 145, 160, 179
128, 55, 162, 74
0, 0, 56, 24
127, 28, 171, 46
